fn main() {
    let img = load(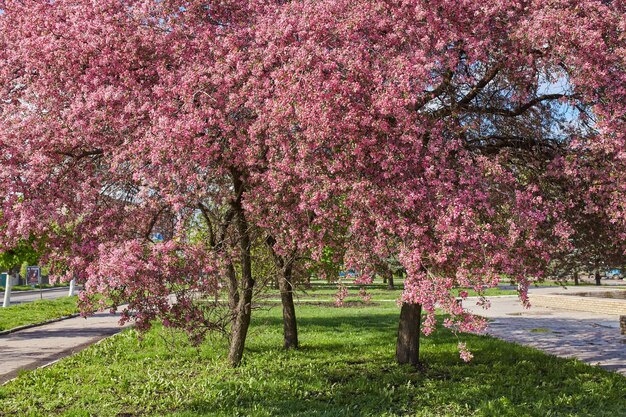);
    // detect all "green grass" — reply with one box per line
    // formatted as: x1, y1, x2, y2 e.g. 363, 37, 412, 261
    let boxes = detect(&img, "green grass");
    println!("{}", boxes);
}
0, 289, 624, 417
451, 287, 516, 297
0, 297, 78, 331
529, 328, 552, 333
265, 285, 517, 299
0, 282, 70, 292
